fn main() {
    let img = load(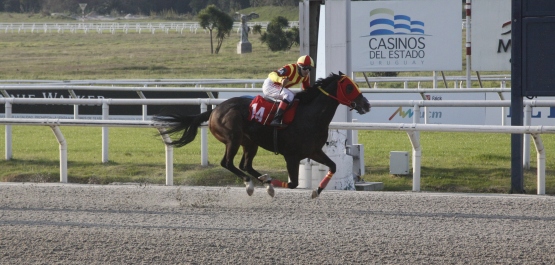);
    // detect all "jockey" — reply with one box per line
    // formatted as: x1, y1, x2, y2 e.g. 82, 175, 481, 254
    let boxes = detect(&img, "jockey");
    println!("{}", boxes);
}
262, 55, 315, 127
